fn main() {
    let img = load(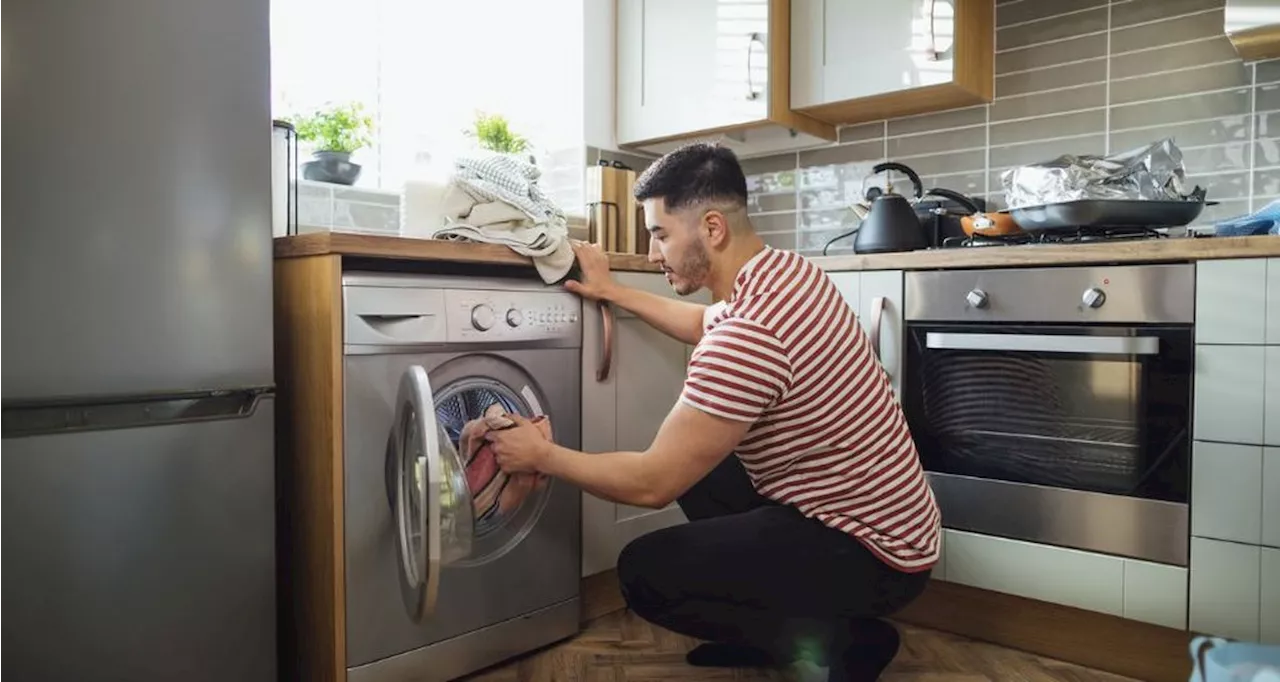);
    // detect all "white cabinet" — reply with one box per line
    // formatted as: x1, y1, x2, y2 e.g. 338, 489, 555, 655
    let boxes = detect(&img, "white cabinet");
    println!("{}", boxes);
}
580, 272, 708, 577
828, 270, 905, 398
616, 0, 836, 155
1268, 258, 1280, 344
789, 0, 993, 125
1266, 447, 1280, 548
1194, 345, 1266, 445
1196, 259, 1268, 345
1189, 537, 1261, 641
1191, 441, 1263, 545
941, 529, 1188, 628
1263, 547, 1280, 645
